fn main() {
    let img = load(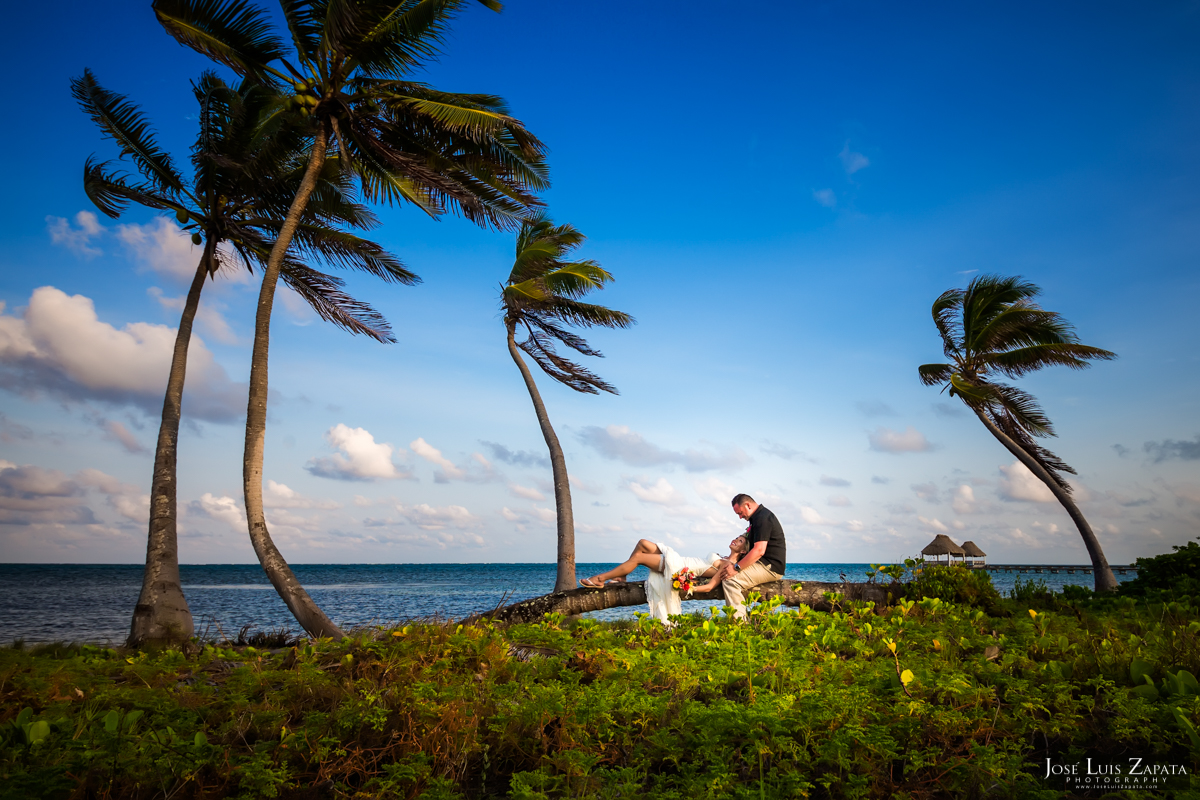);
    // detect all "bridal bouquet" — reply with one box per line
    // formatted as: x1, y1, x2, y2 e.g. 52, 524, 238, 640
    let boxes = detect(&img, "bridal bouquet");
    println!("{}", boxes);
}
672, 567, 697, 598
